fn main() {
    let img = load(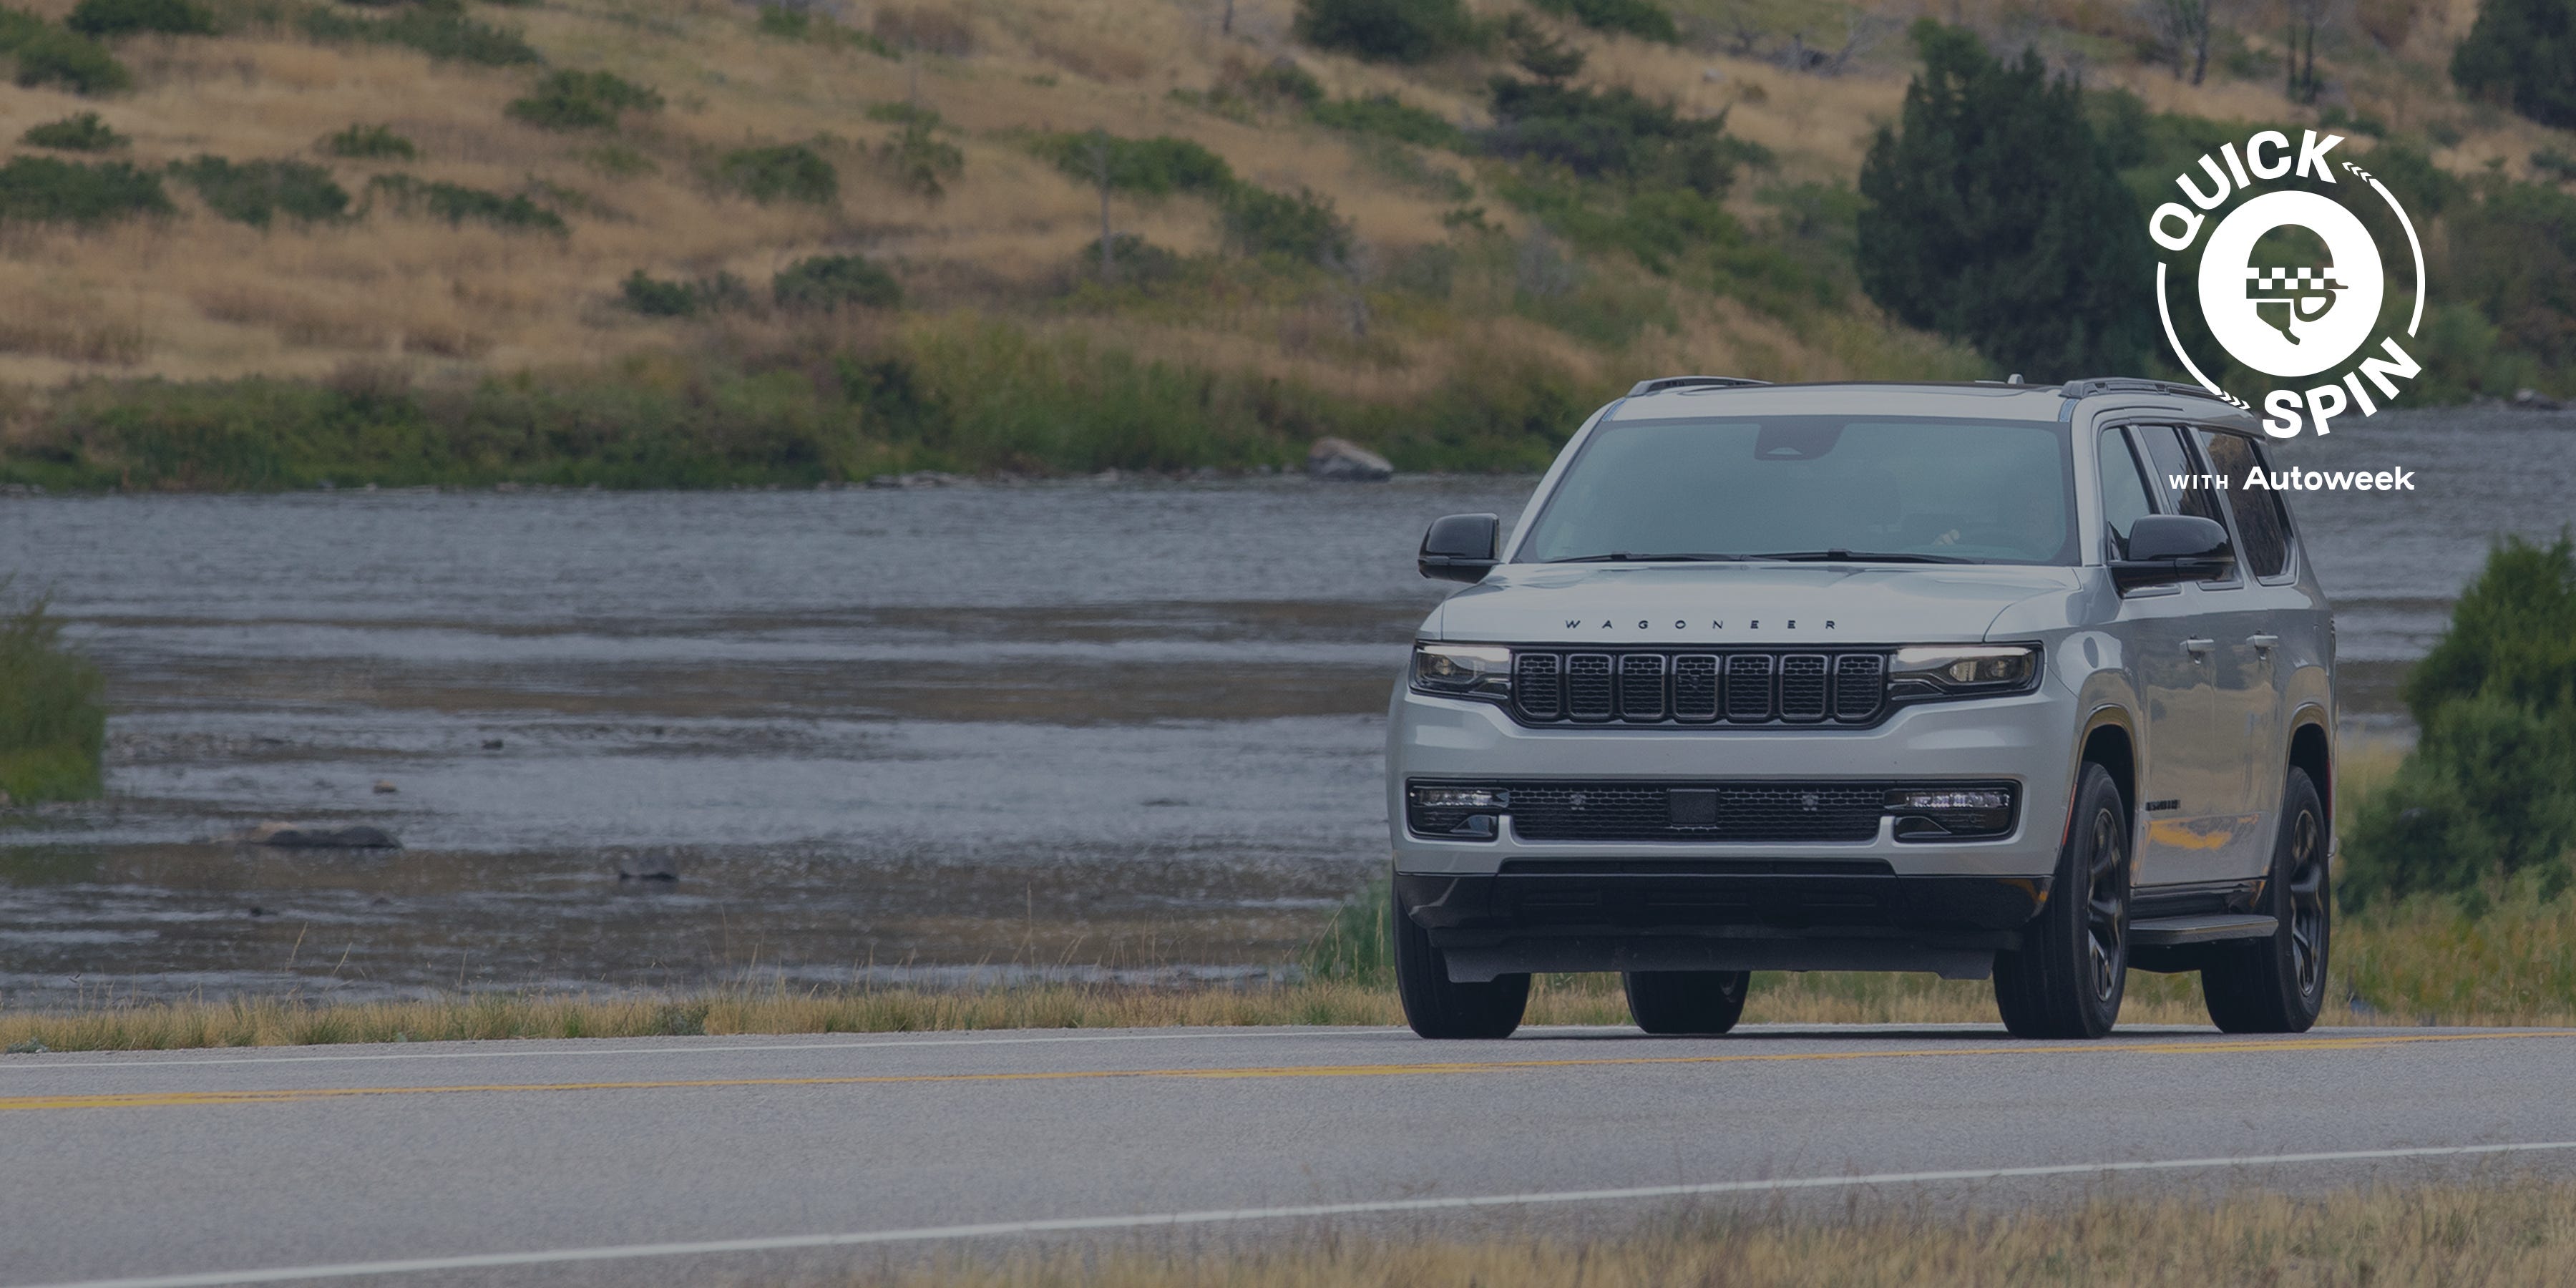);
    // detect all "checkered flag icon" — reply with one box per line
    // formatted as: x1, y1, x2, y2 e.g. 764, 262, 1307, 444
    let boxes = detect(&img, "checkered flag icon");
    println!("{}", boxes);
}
2245, 265, 2346, 301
